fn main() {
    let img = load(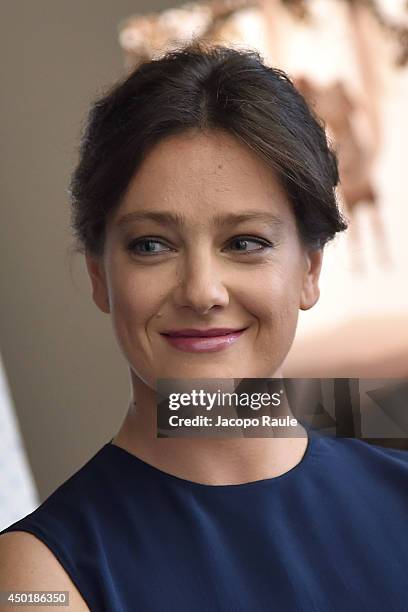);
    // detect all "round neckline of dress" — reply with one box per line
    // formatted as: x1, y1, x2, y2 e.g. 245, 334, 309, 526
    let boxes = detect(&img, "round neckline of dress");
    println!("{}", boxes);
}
105, 422, 318, 490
